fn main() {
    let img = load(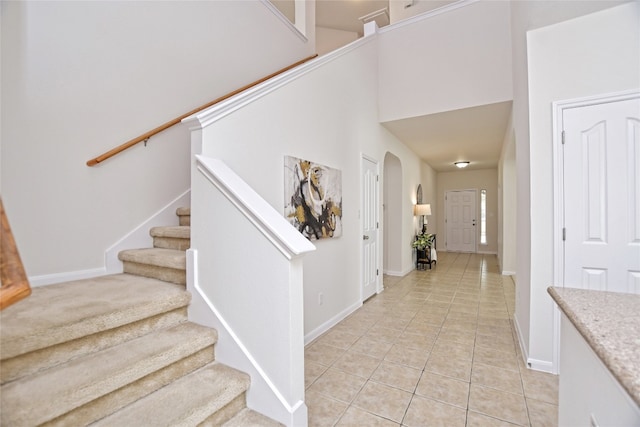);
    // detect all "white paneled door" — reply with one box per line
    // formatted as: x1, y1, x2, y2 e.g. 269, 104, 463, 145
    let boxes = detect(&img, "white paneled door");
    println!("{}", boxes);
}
562, 95, 640, 293
445, 190, 477, 252
362, 157, 379, 301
